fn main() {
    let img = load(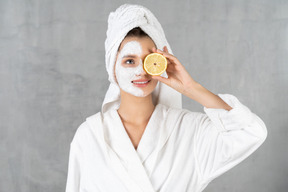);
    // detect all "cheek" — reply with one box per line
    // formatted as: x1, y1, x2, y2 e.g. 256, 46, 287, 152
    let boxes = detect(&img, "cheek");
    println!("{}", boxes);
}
115, 61, 135, 84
